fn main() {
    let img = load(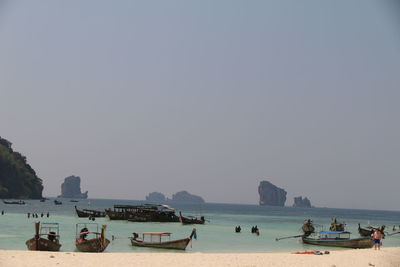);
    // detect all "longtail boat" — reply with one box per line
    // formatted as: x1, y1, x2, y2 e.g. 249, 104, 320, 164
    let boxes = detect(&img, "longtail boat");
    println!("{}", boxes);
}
329, 217, 345, 231
26, 221, 61, 251
130, 228, 196, 250
75, 223, 110, 252
3, 200, 25, 205
54, 200, 62, 205
302, 219, 315, 236
179, 212, 205, 225
75, 206, 106, 218
358, 224, 385, 237
106, 204, 180, 222
302, 231, 373, 248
